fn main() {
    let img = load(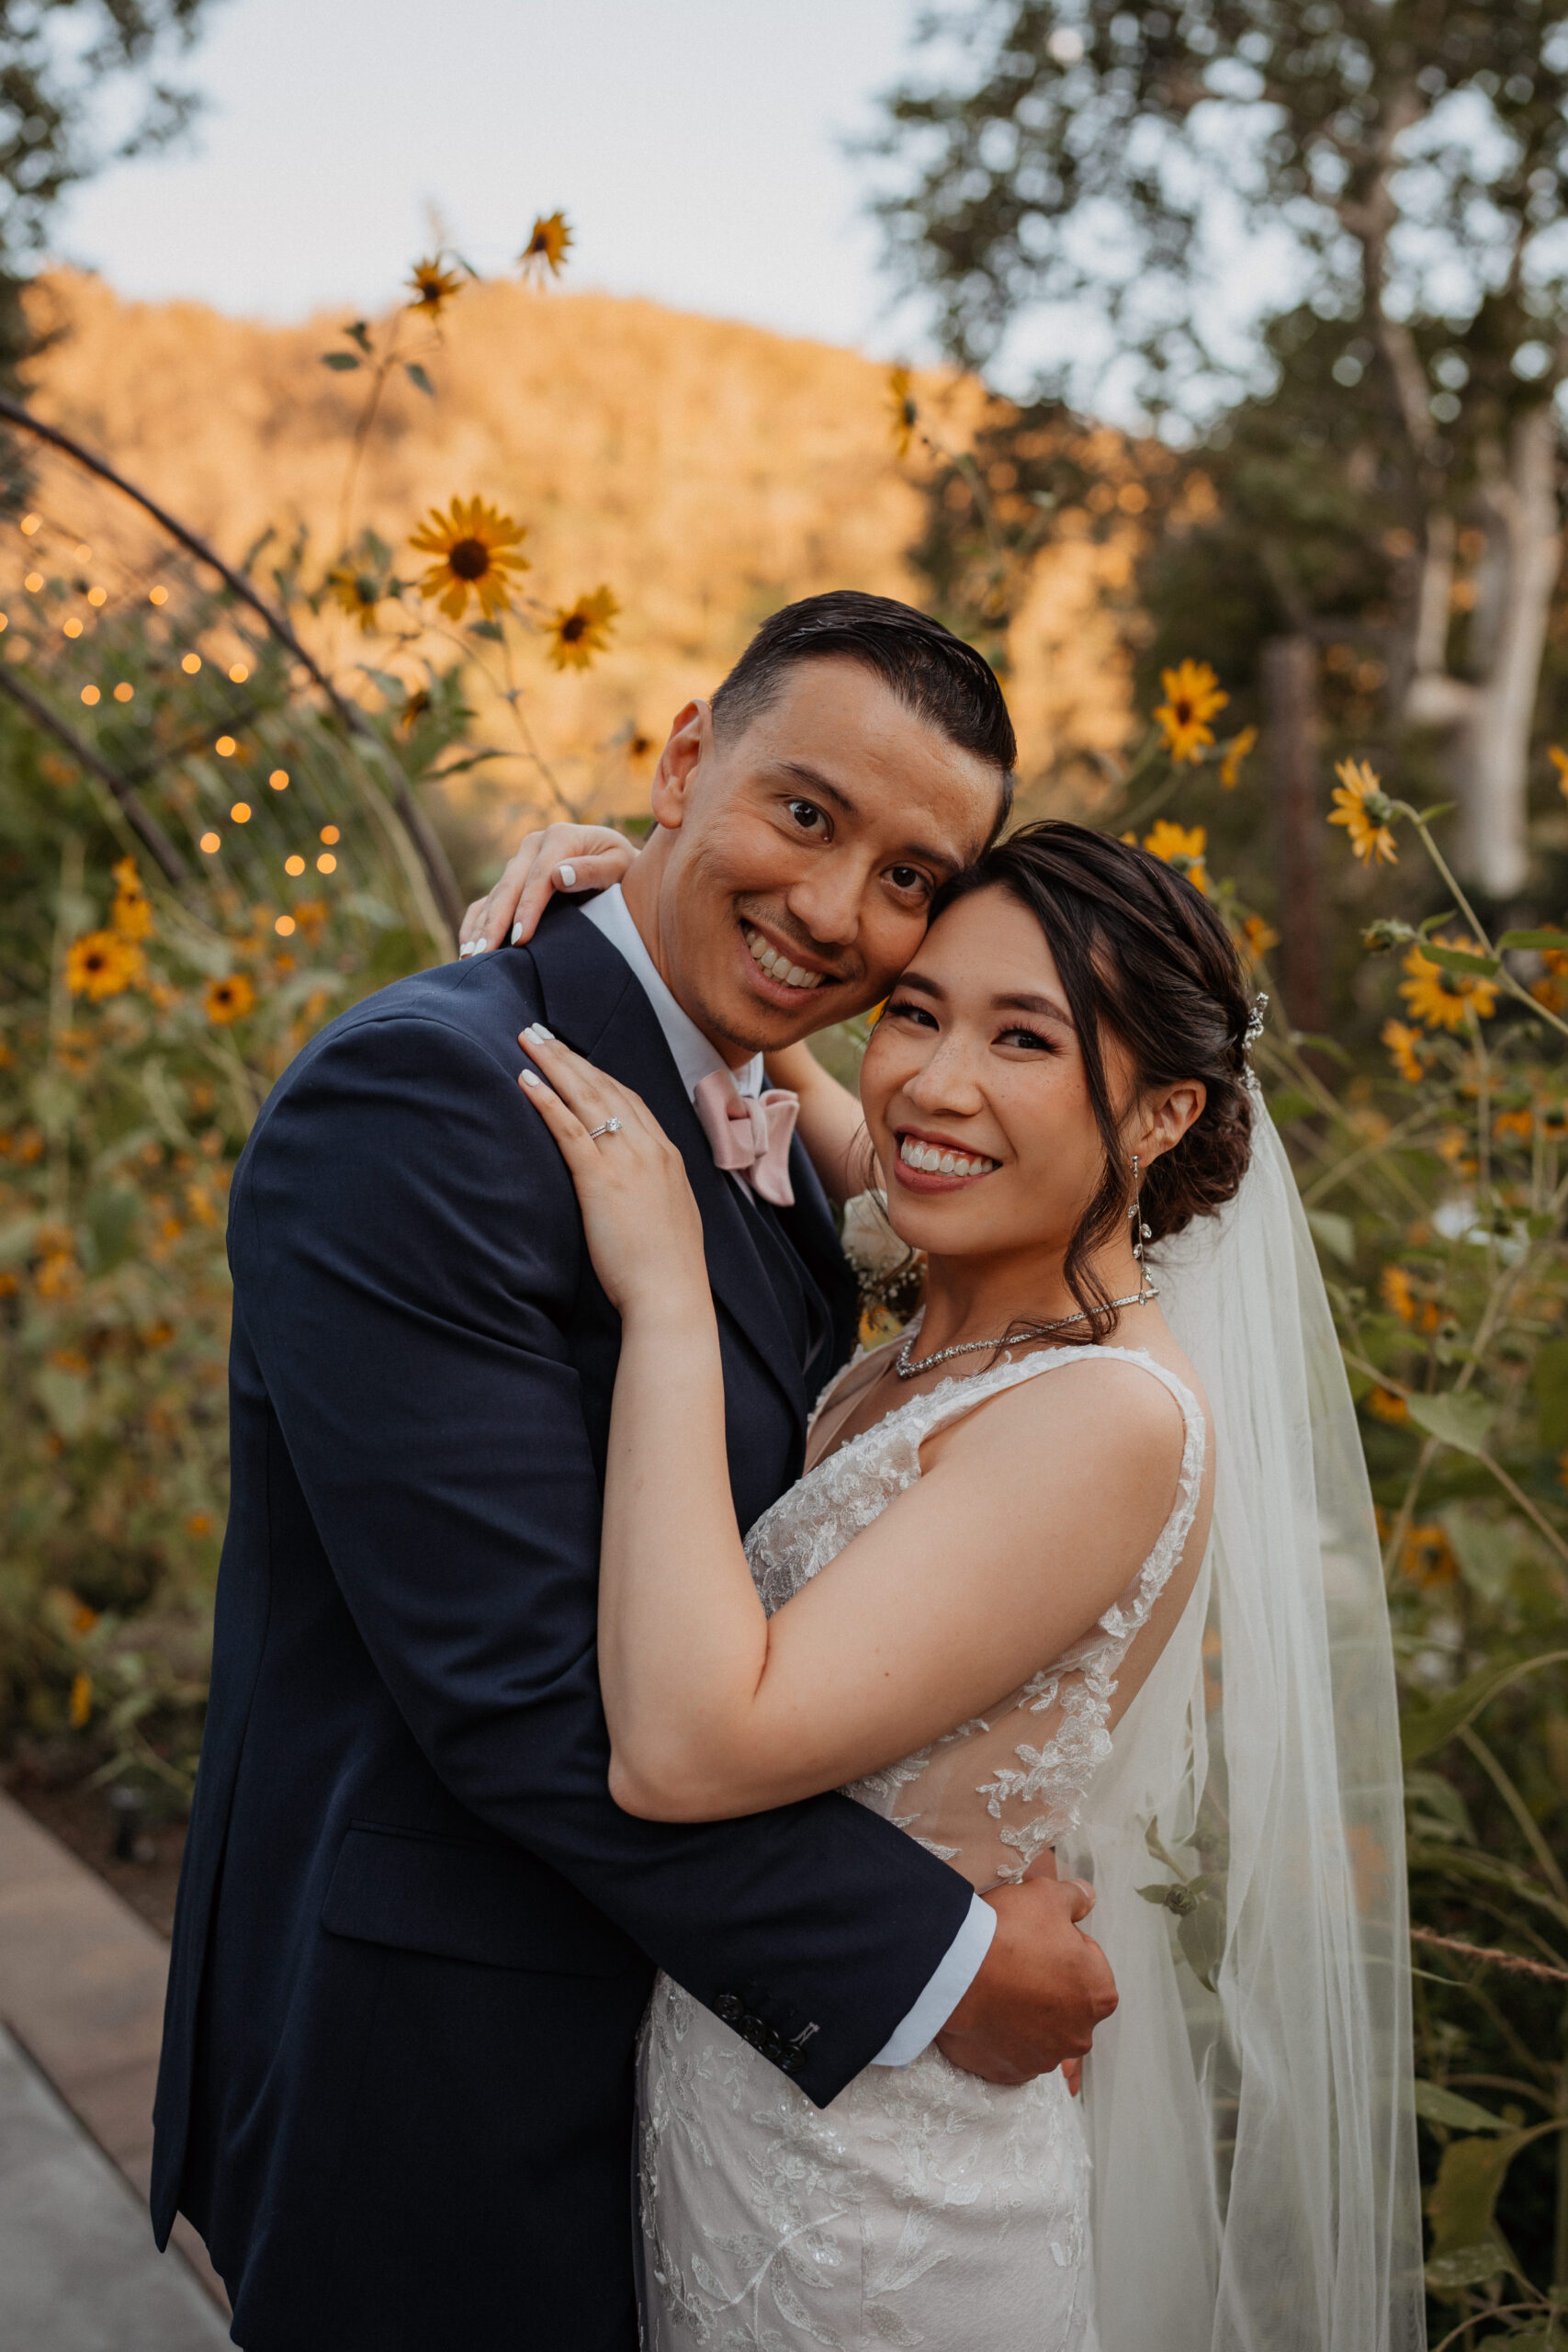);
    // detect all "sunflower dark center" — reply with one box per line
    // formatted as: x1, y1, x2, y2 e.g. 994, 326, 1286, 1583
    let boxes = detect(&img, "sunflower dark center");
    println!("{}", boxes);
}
560, 614, 588, 641
448, 537, 491, 581
1174, 698, 1193, 724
